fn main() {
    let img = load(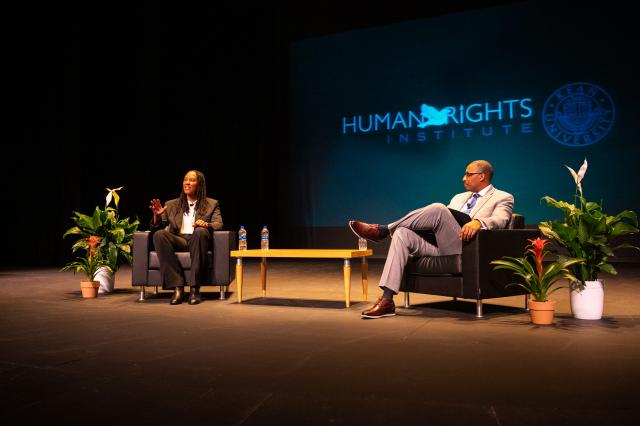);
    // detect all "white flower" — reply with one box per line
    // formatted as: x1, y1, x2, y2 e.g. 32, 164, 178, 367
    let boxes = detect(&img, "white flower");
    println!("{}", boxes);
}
105, 186, 124, 208
565, 159, 588, 194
